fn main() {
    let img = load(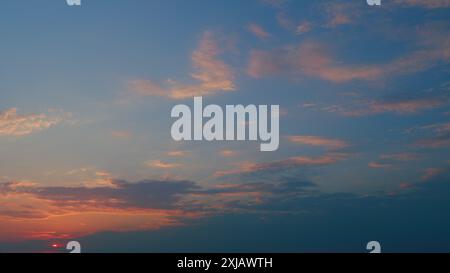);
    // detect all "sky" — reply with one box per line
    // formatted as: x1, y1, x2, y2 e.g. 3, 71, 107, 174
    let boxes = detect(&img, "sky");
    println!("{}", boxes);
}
0, 0, 450, 253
